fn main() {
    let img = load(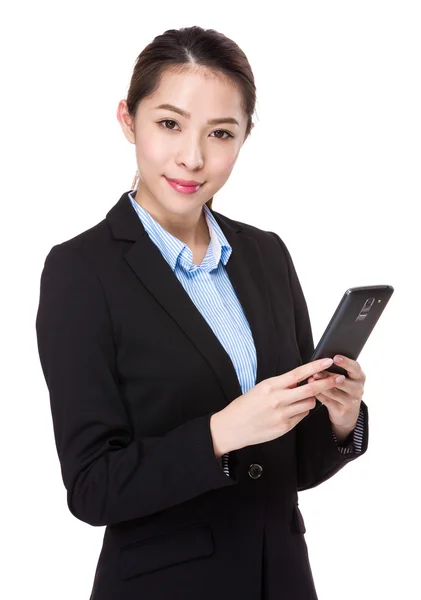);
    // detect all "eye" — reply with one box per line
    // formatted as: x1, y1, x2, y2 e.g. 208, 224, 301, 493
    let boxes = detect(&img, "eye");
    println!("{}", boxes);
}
157, 119, 180, 131
210, 129, 234, 140
156, 120, 234, 140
